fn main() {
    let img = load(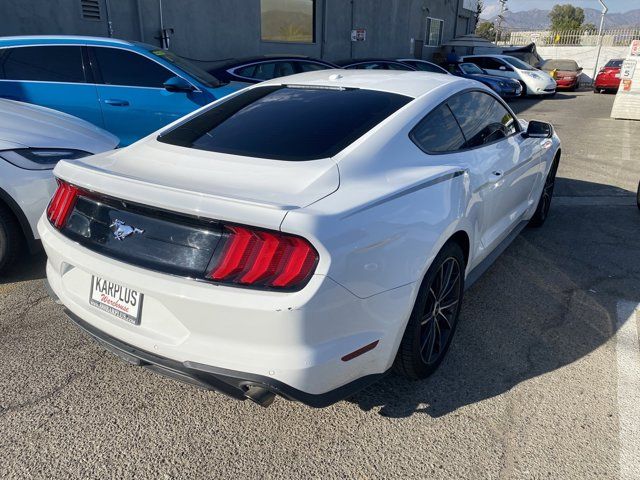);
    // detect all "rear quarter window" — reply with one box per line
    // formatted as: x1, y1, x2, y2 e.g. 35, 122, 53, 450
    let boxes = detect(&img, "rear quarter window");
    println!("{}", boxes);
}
158, 86, 411, 160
